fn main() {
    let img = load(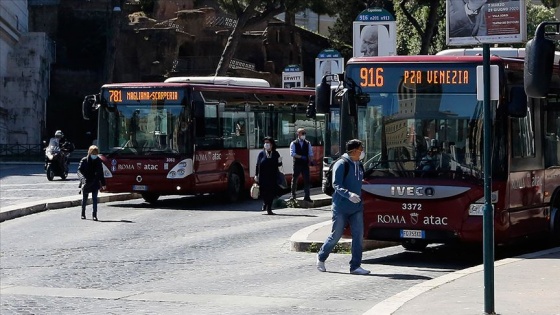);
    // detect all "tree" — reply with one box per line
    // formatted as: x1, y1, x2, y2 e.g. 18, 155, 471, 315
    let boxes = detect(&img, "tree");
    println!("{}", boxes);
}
214, 0, 286, 76
540, 0, 559, 8
395, 0, 445, 55
214, 0, 336, 76
526, 2, 558, 47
